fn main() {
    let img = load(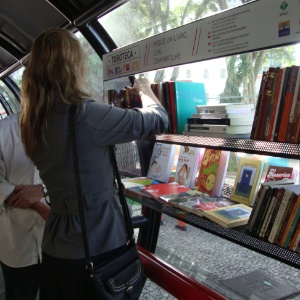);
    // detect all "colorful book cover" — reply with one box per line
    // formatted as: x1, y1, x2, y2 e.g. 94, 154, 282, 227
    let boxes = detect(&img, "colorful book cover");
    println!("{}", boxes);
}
174, 81, 206, 134
140, 182, 190, 200
147, 143, 176, 182
264, 165, 294, 183
211, 151, 230, 197
195, 149, 222, 196
122, 177, 160, 189
159, 189, 203, 204
175, 145, 201, 189
203, 204, 252, 228
230, 157, 264, 206
174, 195, 235, 217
